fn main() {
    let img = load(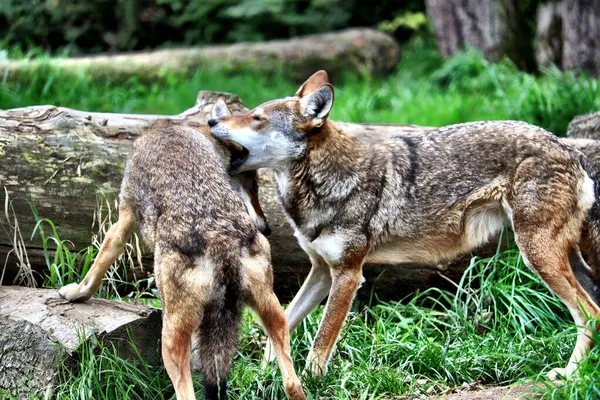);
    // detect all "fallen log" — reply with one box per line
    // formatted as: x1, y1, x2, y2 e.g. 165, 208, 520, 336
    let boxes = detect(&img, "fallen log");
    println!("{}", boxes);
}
0, 286, 162, 397
567, 111, 600, 140
2, 93, 600, 301
0, 29, 399, 82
